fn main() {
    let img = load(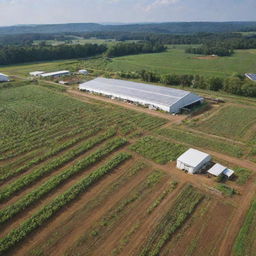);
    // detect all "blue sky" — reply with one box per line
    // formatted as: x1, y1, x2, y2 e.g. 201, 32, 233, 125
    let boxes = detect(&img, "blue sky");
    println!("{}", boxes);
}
0, 0, 255, 26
